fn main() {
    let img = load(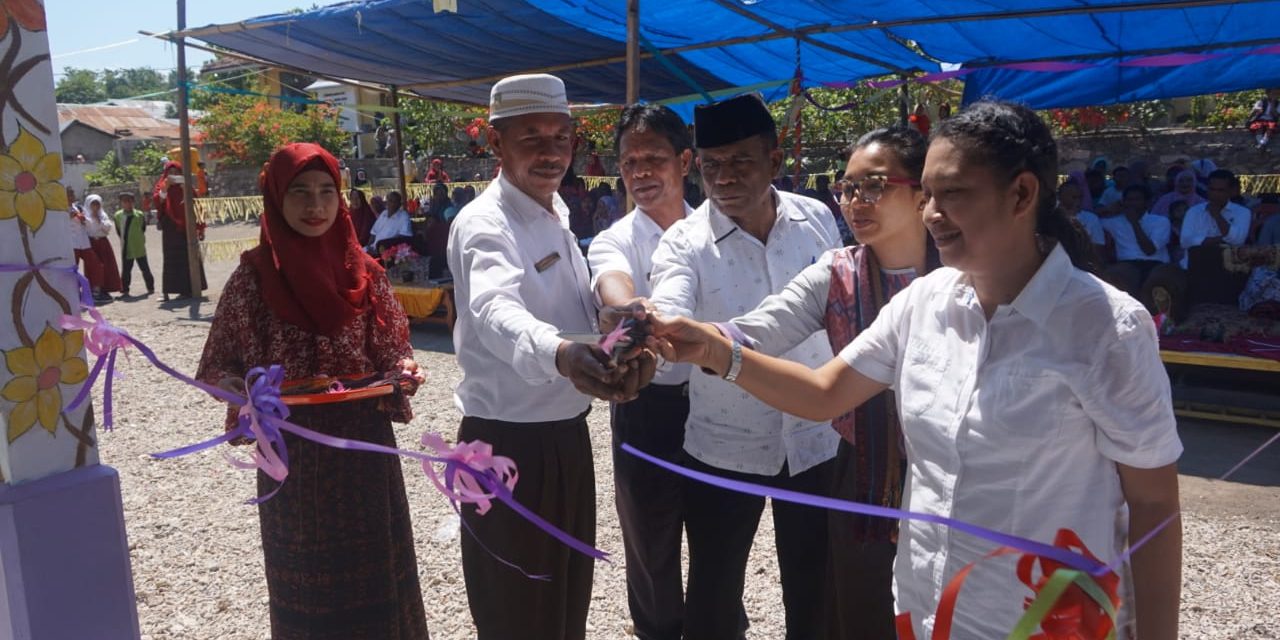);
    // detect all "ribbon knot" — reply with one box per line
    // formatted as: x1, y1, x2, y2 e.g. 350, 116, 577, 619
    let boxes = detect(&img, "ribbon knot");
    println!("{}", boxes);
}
225, 366, 292, 503
59, 307, 132, 430
421, 433, 518, 516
